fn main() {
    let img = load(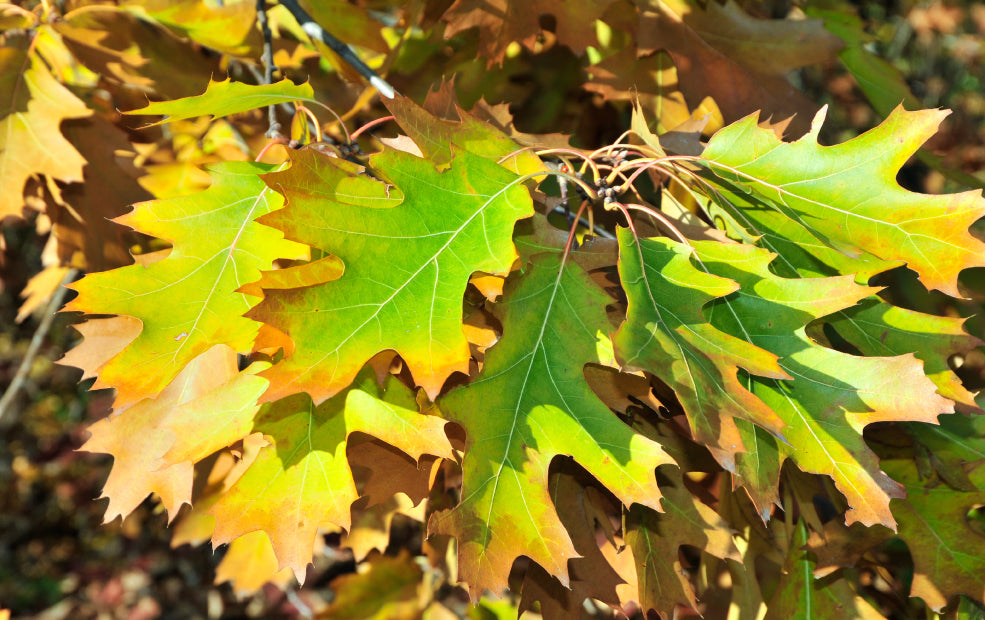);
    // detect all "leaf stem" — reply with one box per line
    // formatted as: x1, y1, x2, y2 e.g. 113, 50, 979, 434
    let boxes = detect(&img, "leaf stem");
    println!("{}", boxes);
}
350, 115, 395, 141
295, 104, 322, 142
562, 200, 592, 260
621, 202, 692, 247
255, 137, 290, 162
